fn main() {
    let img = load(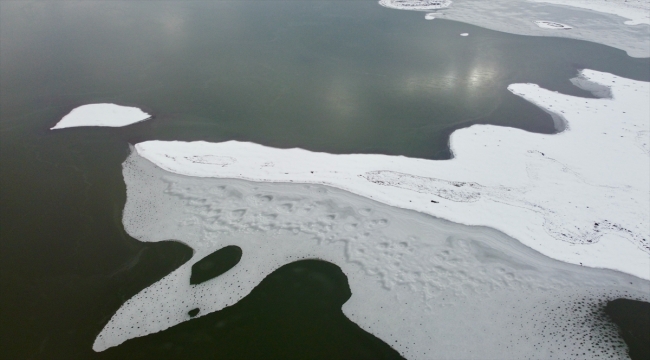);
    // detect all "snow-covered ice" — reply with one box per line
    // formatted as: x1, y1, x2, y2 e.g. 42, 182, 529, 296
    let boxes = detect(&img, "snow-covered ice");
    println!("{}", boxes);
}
94, 148, 648, 358
425, 13, 436, 20
50, 104, 151, 130
133, 70, 650, 280
379, 0, 452, 11
92, 69, 650, 358
529, 0, 650, 26
460, 32, 468, 36
383, 0, 650, 57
